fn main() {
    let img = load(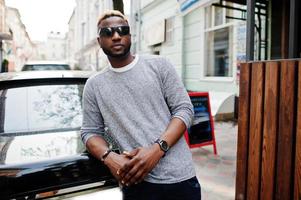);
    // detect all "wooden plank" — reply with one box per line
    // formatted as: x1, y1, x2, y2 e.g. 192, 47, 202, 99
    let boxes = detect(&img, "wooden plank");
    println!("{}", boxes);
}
235, 63, 251, 200
294, 60, 301, 200
275, 60, 297, 200
260, 61, 280, 200
247, 62, 264, 200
